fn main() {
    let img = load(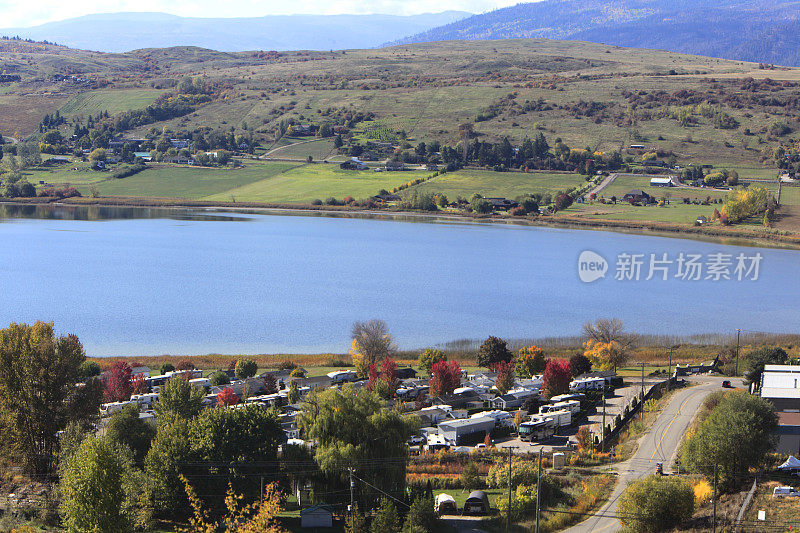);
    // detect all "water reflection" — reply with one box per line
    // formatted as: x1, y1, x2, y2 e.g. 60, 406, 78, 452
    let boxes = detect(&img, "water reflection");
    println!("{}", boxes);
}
0, 204, 254, 222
